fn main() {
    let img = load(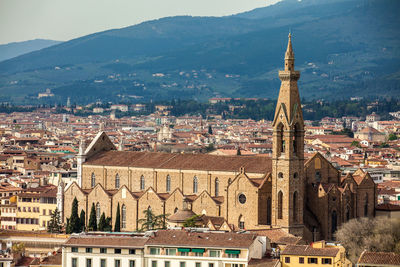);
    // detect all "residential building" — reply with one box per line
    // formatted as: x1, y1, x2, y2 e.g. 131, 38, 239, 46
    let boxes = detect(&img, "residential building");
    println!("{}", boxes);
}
62, 229, 270, 267
15, 185, 57, 231
280, 241, 351, 267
